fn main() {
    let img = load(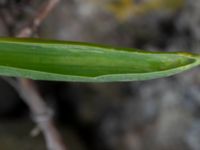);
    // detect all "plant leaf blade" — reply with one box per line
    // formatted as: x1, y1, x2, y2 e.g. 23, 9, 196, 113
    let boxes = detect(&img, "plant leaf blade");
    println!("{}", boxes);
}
0, 38, 199, 82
